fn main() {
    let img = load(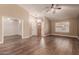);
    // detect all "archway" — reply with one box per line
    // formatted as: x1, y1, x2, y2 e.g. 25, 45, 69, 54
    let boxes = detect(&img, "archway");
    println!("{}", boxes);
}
2, 16, 23, 43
